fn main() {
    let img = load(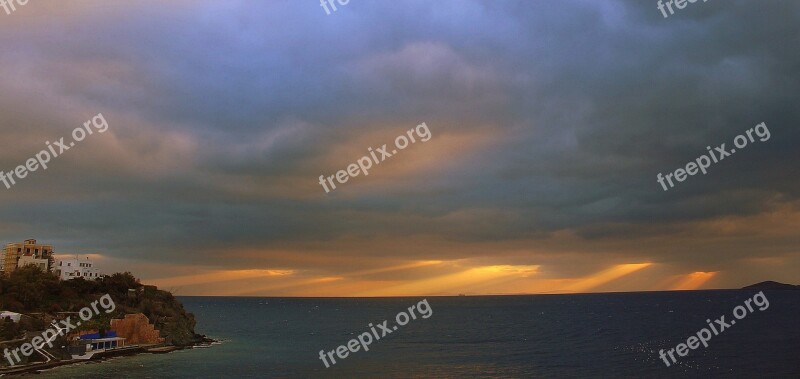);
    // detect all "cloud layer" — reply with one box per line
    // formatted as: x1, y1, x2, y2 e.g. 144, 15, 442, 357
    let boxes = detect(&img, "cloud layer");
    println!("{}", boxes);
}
0, 0, 798, 295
